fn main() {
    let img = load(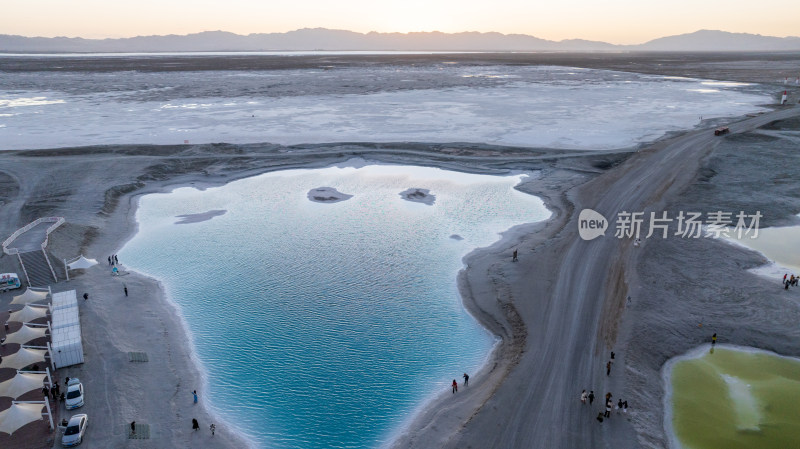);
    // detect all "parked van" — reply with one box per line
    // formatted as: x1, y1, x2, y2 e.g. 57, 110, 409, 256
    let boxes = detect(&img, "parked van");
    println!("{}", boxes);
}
0, 273, 21, 292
